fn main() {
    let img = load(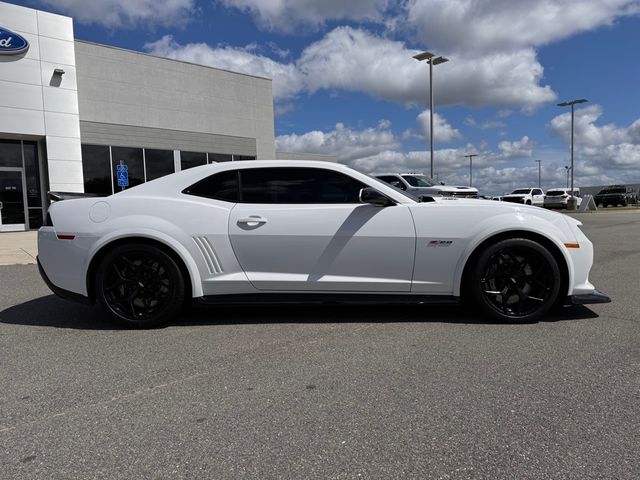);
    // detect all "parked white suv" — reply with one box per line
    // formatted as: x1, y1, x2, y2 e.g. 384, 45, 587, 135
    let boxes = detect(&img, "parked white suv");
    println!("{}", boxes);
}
502, 188, 545, 206
543, 188, 582, 209
375, 173, 479, 199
